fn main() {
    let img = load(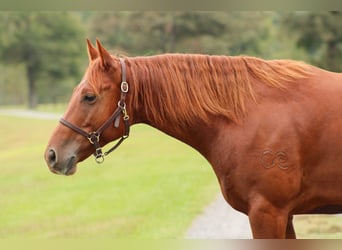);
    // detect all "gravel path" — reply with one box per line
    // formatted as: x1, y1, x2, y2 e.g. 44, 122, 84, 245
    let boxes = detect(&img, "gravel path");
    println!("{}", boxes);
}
185, 193, 252, 239
0, 109, 61, 120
